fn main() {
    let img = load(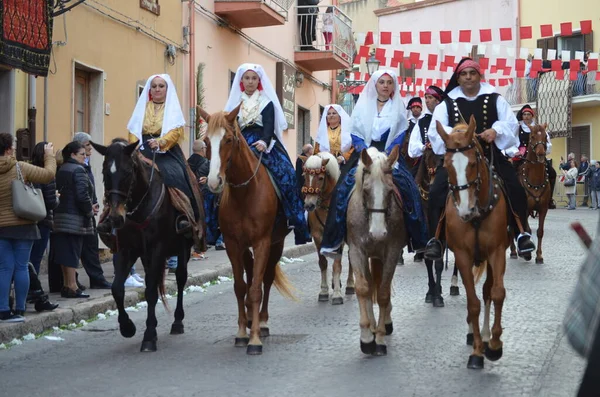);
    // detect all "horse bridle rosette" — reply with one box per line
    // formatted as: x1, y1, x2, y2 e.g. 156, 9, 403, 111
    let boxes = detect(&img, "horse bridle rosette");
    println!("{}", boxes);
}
302, 166, 327, 195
